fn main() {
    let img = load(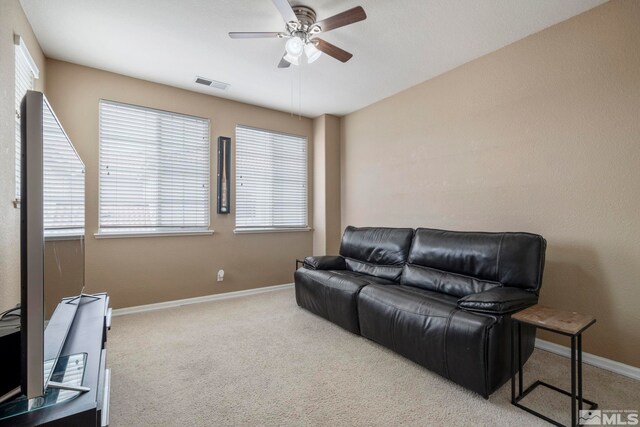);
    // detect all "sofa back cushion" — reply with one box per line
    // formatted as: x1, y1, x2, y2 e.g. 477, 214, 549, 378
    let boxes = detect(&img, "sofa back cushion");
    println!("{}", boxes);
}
408, 228, 546, 291
340, 226, 414, 281
345, 259, 404, 281
401, 264, 502, 297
